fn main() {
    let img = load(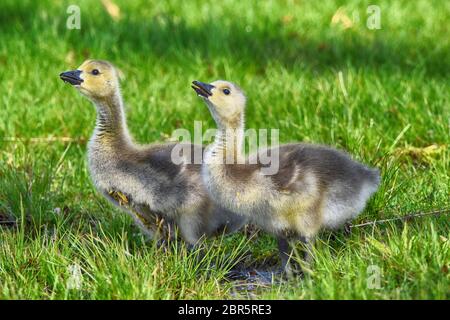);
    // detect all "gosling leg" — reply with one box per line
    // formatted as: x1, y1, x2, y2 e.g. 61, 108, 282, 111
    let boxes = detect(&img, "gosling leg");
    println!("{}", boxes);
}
278, 236, 314, 277
344, 222, 352, 236
277, 236, 295, 277
299, 236, 314, 266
